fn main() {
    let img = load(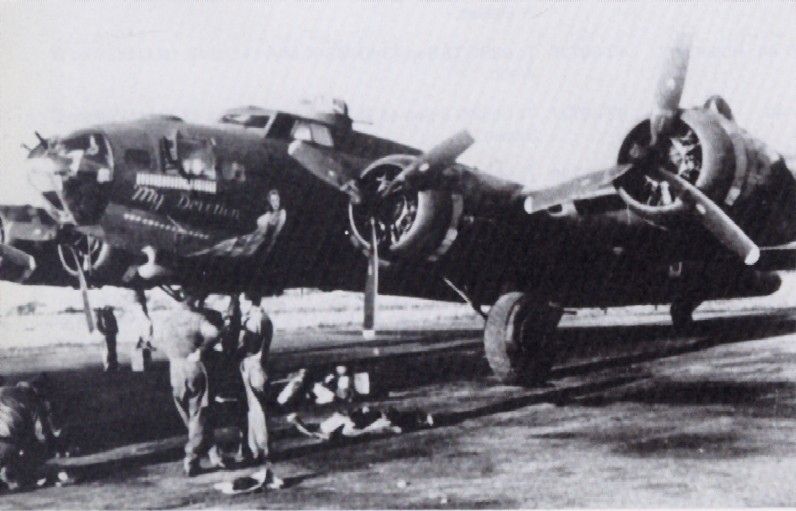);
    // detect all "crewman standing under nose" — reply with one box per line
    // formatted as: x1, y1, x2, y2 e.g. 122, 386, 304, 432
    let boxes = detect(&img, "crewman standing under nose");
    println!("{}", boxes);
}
218, 295, 247, 457
157, 298, 228, 477
95, 306, 119, 372
237, 295, 282, 488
